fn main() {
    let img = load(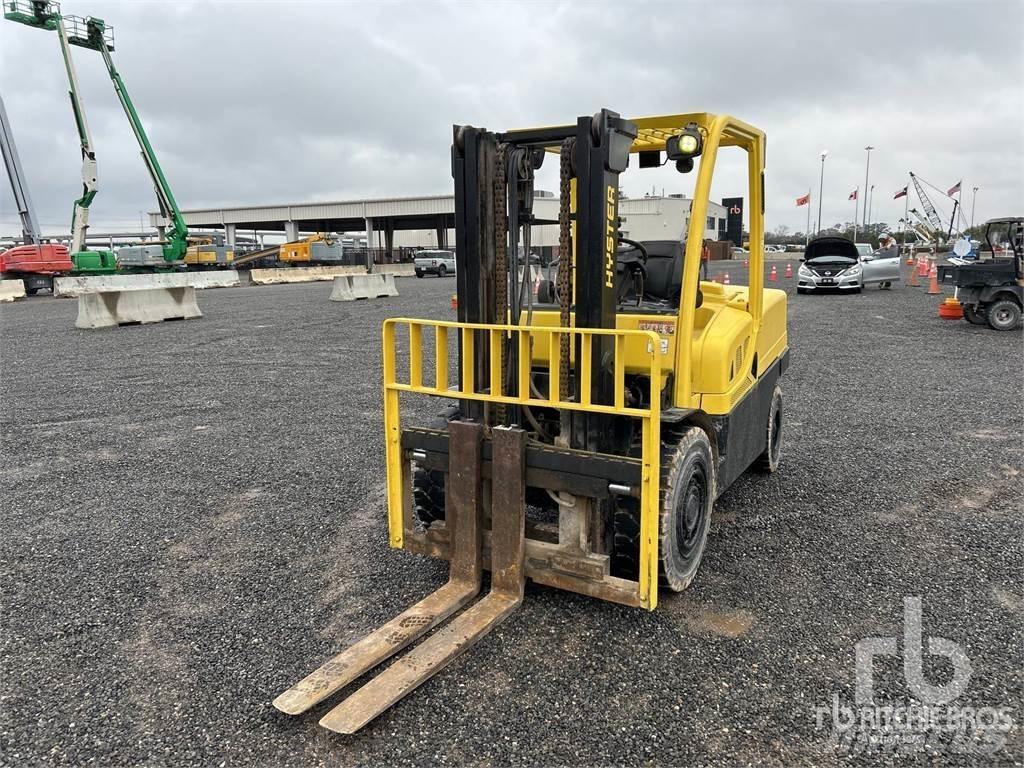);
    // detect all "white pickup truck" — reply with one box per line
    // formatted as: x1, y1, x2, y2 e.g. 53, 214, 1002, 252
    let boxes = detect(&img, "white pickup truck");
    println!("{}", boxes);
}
413, 250, 456, 278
